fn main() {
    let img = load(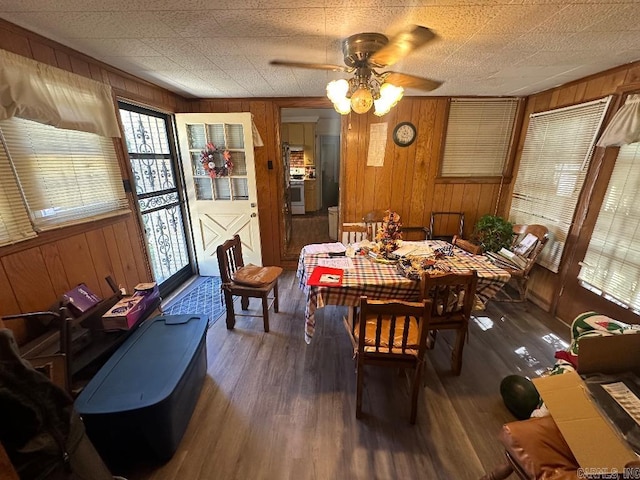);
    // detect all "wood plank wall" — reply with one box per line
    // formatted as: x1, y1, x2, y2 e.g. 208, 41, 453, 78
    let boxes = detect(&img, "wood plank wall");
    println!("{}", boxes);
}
339, 97, 504, 237
0, 19, 187, 344
507, 61, 640, 324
